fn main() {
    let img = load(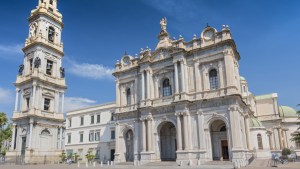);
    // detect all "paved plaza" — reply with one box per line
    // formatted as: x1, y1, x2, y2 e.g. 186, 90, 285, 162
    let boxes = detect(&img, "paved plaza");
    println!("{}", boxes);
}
1, 161, 300, 169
